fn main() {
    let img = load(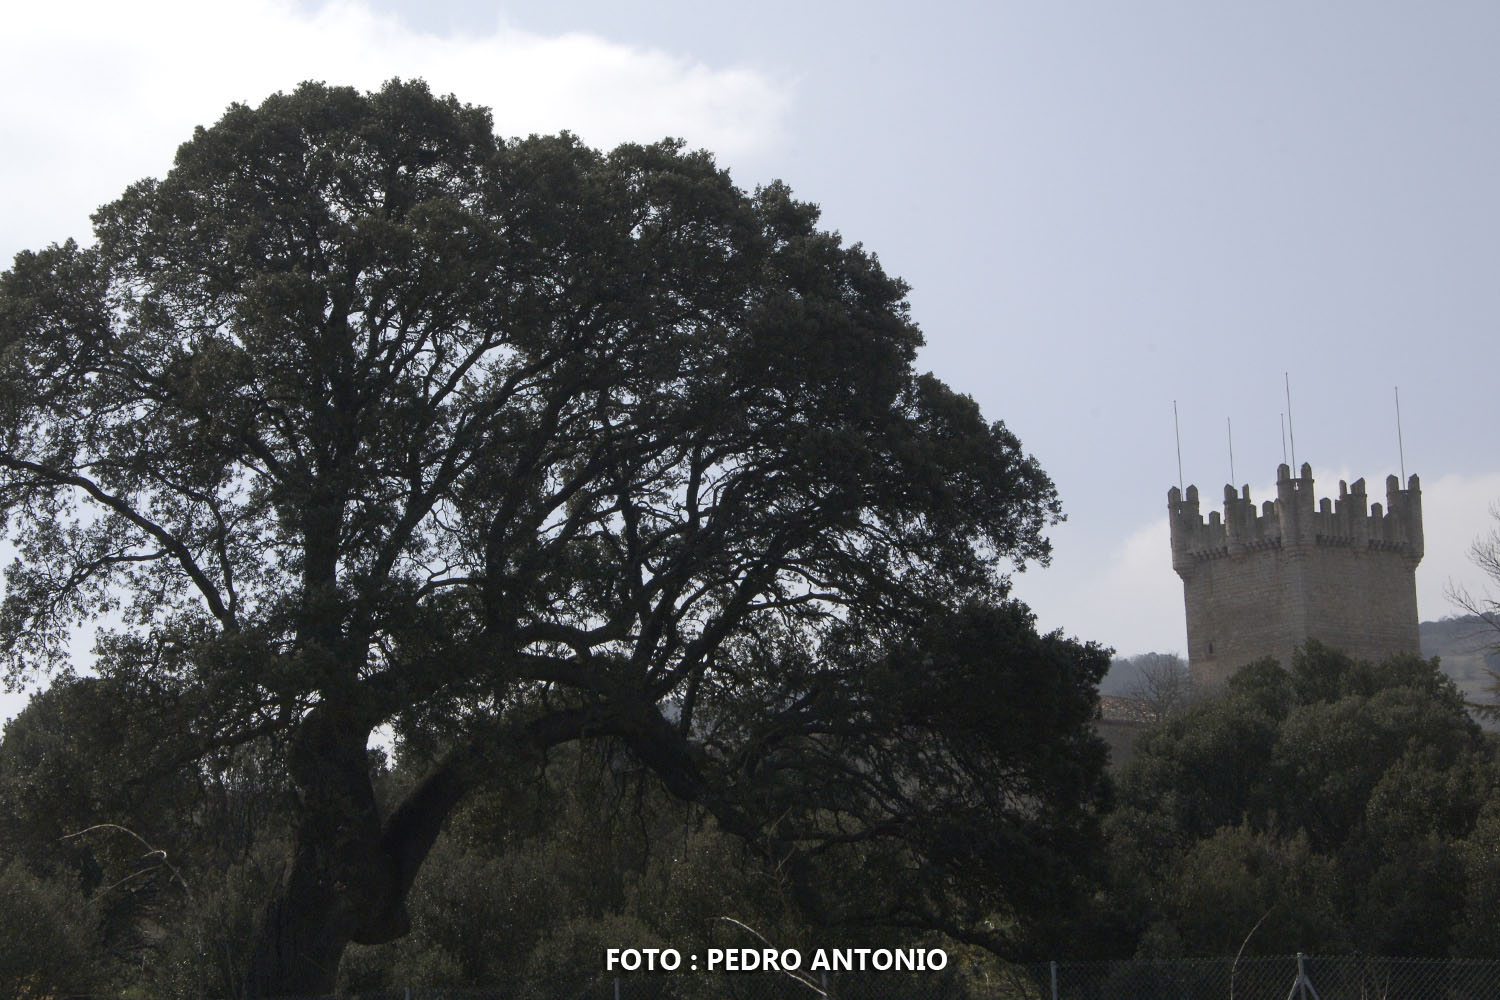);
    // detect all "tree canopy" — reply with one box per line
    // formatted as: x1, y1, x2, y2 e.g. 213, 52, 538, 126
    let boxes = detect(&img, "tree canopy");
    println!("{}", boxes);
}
1106, 643, 1500, 959
0, 80, 1106, 994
